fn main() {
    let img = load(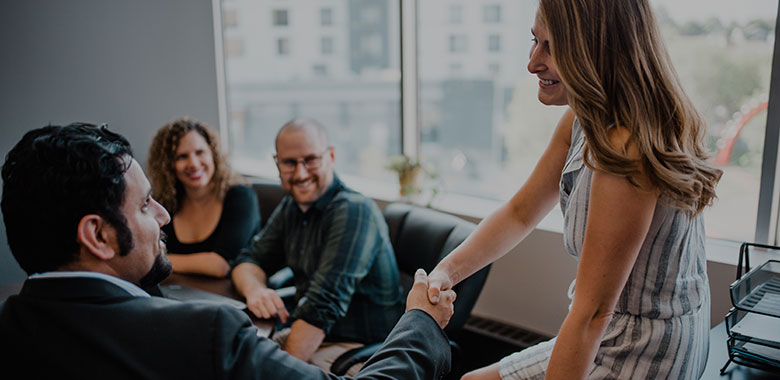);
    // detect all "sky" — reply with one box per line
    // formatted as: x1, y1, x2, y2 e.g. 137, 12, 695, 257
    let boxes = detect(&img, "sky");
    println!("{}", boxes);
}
652, 0, 777, 23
